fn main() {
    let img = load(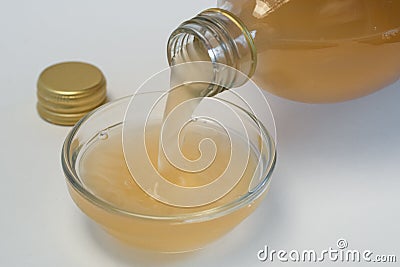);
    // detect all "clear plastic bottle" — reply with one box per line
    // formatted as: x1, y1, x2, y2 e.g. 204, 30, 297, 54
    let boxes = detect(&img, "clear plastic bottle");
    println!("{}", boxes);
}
167, 0, 400, 102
